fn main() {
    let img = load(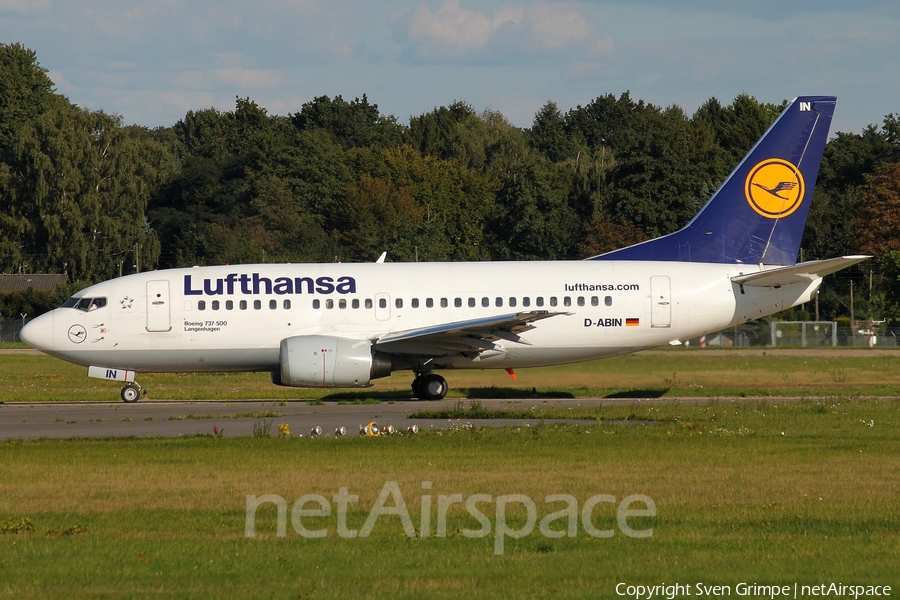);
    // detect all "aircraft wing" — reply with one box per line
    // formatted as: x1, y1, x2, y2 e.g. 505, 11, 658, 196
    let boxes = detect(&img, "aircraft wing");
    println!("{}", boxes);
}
373, 311, 567, 356
731, 256, 869, 287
